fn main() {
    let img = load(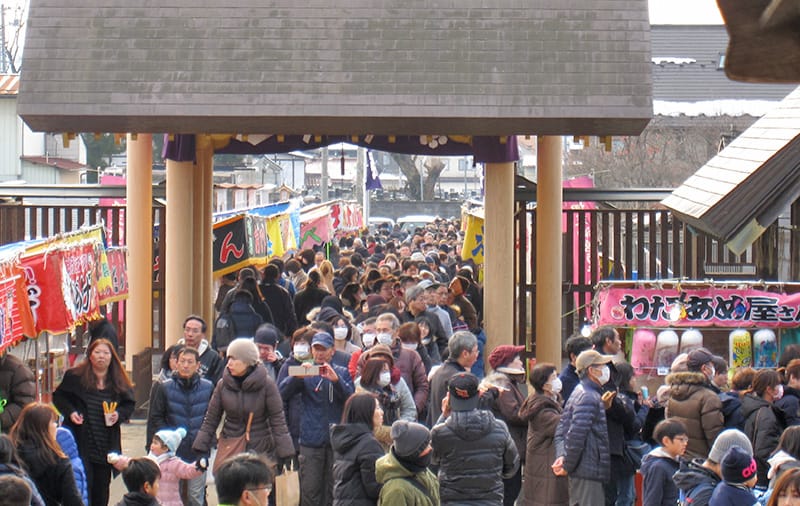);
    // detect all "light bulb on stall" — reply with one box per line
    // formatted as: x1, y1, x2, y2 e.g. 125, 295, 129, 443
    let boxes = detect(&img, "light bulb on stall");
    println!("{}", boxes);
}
580, 321, 592, 338
668, 302, 684, 322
